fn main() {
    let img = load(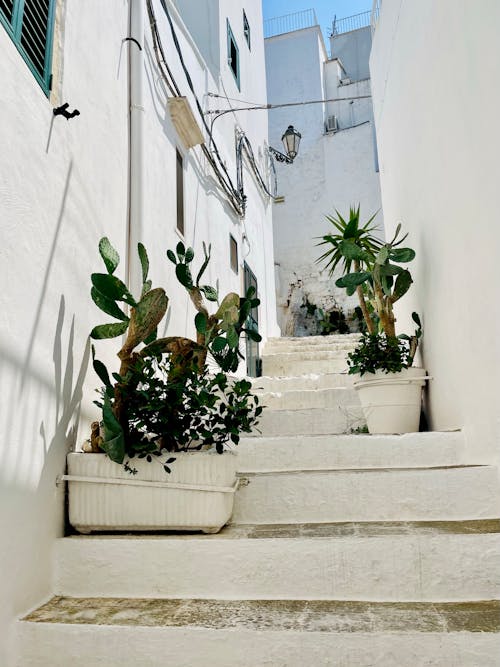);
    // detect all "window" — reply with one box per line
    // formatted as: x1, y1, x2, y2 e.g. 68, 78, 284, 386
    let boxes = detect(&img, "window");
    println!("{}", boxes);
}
230, 235, 238, 273
0, 0, 56, 95
176, 149, 184, 236
226, 19, 240, 89
243, 10, 250, 49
